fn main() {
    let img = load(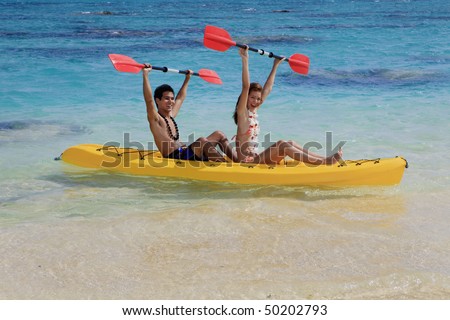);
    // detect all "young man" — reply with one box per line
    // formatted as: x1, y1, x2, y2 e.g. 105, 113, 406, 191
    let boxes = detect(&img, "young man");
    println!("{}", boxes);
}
142, 64, 236, 162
